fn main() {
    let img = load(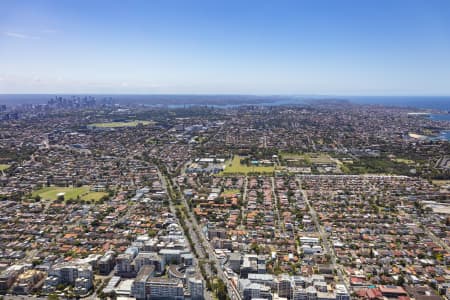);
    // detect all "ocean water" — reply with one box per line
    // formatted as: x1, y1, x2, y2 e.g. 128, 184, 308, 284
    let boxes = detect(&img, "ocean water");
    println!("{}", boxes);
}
437, 131, 450, 141
430, 114, 450, 121
345, 96, 450, 111
428, 114, 450, 141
